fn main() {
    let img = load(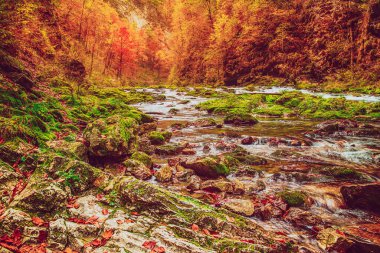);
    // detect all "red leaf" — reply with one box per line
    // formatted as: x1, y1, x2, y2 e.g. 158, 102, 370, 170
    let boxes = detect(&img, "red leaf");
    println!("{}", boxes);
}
191, 224, 199, 232
125, 219, 134, 223
102, 209, 109, 215
85, 215, 99, 224
131, 211, 140, 216
116, 220, 124, 224
37, 230, 48, 243
152, 246, 166, 253
336, 229, 345, 237
142, 241, 157, 250
202, 229, 211, 235
96, 194, 104, 200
